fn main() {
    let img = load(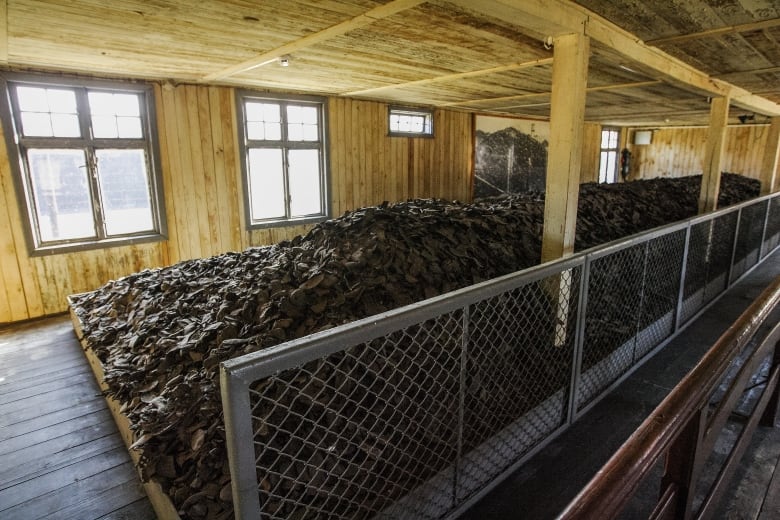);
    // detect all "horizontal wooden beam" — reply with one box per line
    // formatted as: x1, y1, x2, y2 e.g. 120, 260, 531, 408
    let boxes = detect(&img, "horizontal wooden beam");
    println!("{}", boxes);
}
716, 65, 780, 79
200, 0, 425, 82
343, 56, 552, 96
449, 0, 780, 117
445, 80, 661, 109
647, 17, 780, 47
